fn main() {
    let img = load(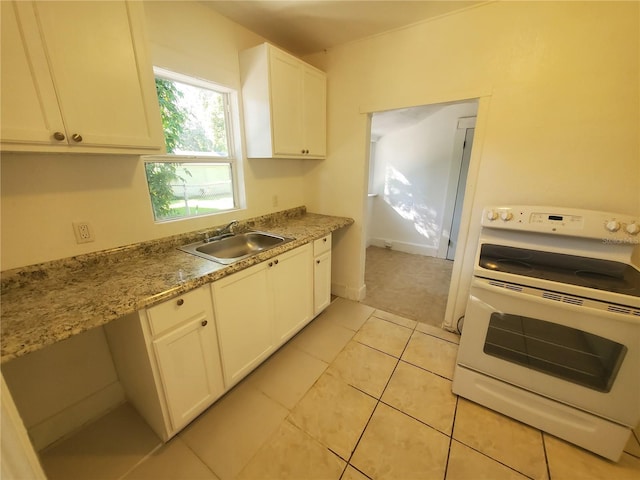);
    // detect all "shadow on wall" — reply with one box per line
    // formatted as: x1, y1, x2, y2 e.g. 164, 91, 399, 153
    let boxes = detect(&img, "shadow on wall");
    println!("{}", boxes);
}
366, 100, 478, 258
383, 165, 439, 246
